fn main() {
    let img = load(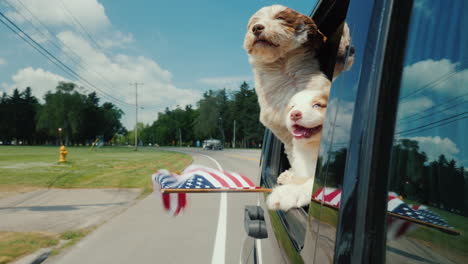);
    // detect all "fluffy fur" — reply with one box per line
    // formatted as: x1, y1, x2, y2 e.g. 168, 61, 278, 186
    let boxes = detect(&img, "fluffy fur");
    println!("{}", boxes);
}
268, 90, 328, 210
244, 5, 353, 211
244, 5, 330, 148
333, 23, 354, 80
